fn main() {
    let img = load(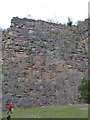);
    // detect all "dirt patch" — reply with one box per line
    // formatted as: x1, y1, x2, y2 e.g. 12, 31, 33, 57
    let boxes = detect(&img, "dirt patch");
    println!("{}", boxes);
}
79, 108, 88, 110
24, 115, 37, 118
